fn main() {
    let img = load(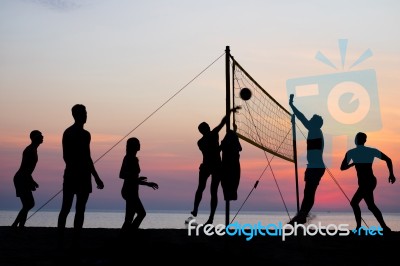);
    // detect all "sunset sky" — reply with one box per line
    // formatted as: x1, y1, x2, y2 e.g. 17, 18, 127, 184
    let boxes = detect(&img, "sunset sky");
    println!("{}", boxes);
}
1, 0, 399, 217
